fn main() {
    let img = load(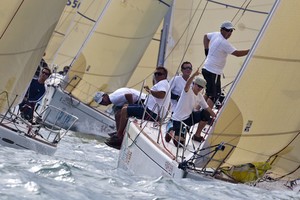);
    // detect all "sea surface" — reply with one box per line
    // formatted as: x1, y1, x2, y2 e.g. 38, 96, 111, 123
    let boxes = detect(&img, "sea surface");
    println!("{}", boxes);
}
0, 132, 299, 200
